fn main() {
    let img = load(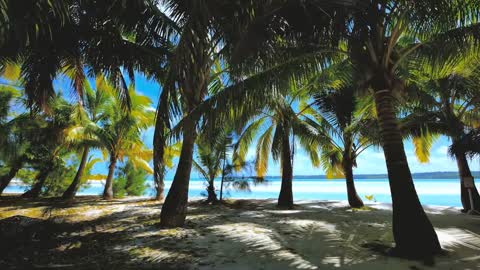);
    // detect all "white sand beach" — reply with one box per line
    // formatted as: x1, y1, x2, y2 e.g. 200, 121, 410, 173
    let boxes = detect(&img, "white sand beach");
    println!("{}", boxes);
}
0, 196, 479, 269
